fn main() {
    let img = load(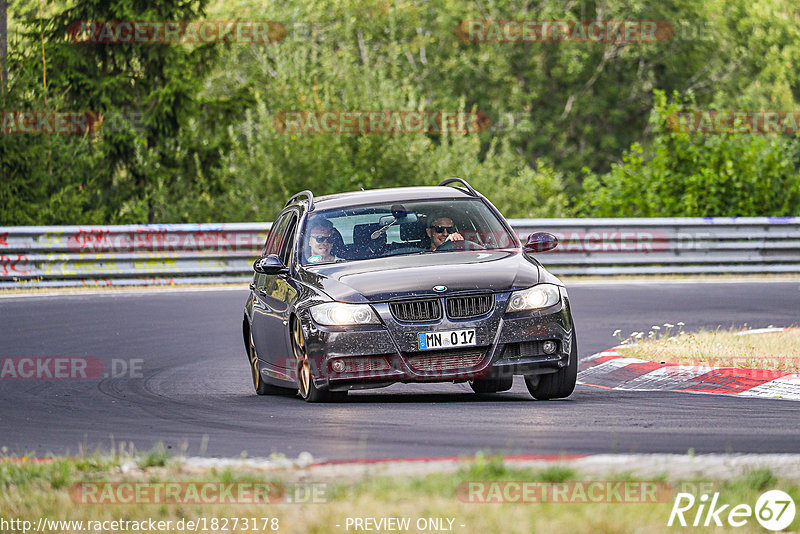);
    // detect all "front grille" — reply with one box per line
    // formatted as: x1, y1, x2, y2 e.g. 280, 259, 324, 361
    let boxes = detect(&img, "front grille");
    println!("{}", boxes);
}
446, 294, 494, 319
390, 299, 442, 322
502, 341, 558, 360
339, 356, 391, 374
406, 348, 486, 372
